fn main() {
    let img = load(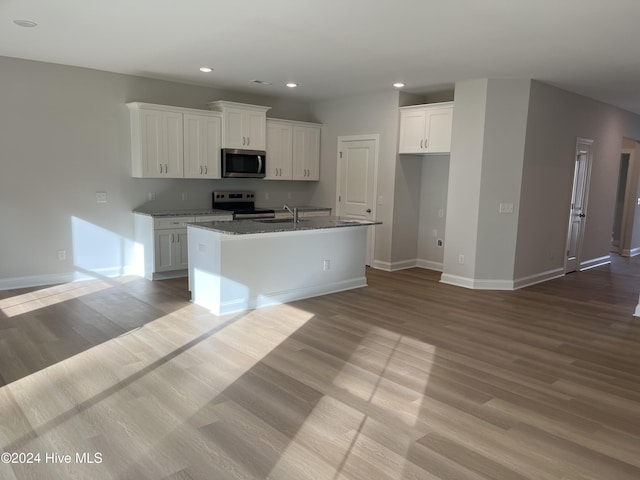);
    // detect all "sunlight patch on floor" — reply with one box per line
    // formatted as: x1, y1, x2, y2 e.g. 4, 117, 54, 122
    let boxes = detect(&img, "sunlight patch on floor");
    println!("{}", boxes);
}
0, 301, 315, 479
268, 329, 435, 479
0, 280, 115, 318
